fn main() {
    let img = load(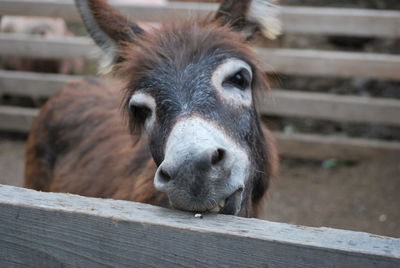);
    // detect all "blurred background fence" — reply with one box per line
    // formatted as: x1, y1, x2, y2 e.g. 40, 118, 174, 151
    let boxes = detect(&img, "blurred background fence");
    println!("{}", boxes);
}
1, 0, 400, 160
